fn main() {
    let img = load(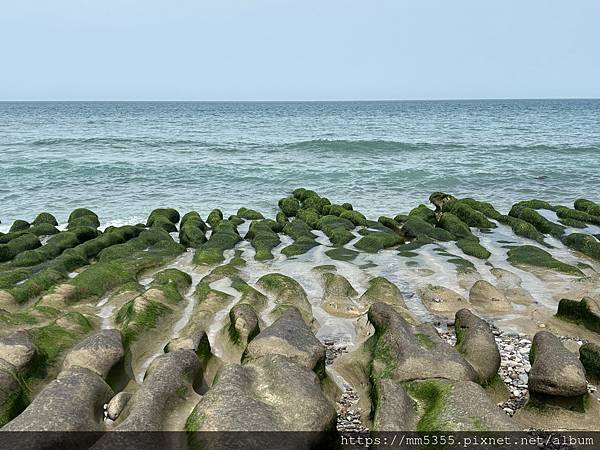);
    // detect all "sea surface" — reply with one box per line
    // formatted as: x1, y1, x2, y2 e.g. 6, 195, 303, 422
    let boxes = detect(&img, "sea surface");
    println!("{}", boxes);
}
1, 100, 599, 230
